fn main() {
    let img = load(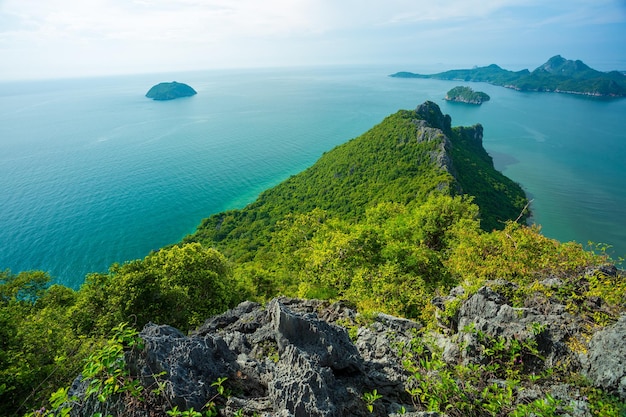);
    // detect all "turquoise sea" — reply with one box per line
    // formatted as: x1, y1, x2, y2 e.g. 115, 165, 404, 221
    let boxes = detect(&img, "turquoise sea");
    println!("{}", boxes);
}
1, 66, 625, 288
